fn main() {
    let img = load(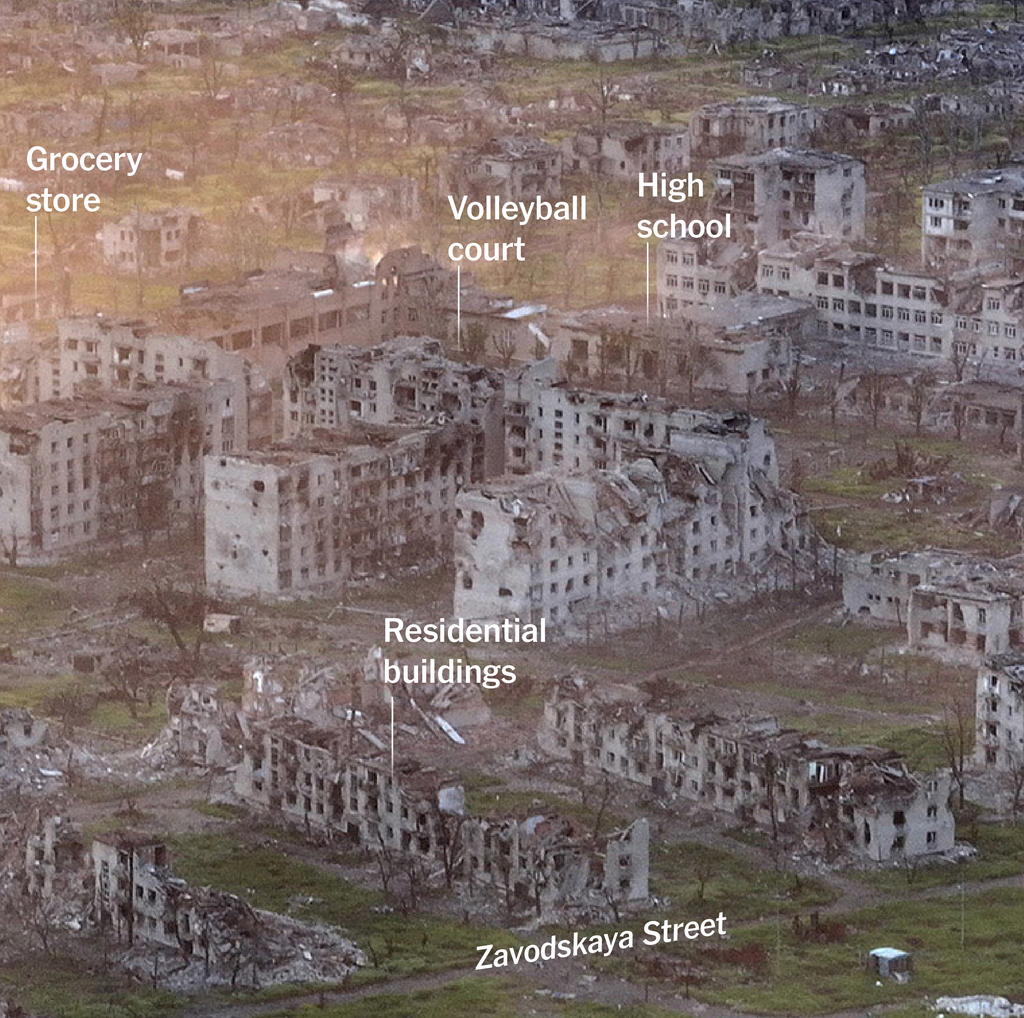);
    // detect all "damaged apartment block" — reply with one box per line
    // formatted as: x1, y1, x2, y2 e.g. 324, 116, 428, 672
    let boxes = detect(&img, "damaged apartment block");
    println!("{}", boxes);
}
285, 335, 506, 479
205, 419, 474, 595
234, 707, 649, 919
843, 550, 1024, 661
0, 385, 236, 563
25, 822, 364, 991
460, 374, 811, 626
539, 679, 955, 864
